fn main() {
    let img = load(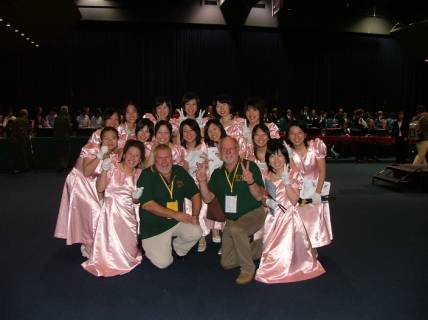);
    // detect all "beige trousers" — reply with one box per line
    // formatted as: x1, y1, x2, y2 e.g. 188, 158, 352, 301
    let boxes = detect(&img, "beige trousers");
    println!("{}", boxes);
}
413, 140, 428, 165
142, 222, 202, 269
220, 206, 267, 273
